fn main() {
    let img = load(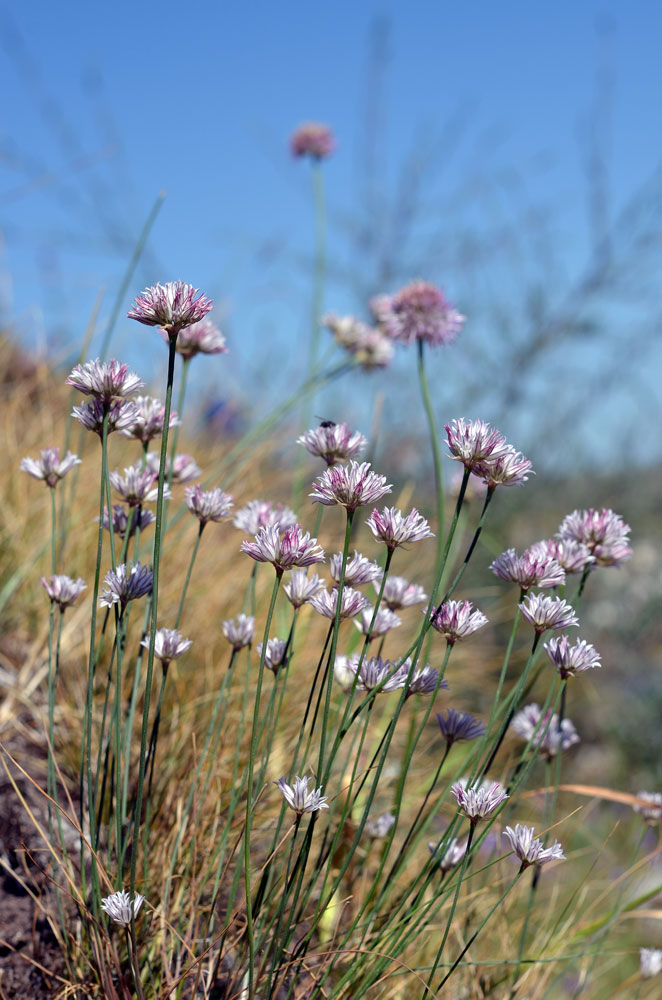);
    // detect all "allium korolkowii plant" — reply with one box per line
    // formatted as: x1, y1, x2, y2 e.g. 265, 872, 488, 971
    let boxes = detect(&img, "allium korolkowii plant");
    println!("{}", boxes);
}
6, 158, 649, 999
